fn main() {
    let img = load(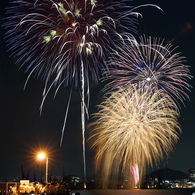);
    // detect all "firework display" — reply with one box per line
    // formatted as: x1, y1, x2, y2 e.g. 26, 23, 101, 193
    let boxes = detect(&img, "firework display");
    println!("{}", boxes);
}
89, 36, 192, 187
90, 85, 181, 188
105, 36, 192, 108
3, 0, 192, 189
